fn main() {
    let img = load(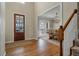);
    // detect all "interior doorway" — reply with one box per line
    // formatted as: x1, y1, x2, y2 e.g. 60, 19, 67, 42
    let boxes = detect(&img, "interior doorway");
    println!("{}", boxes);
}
38, 19, 49, 39
37, 3, 63, 42
14, 14, 25, 41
